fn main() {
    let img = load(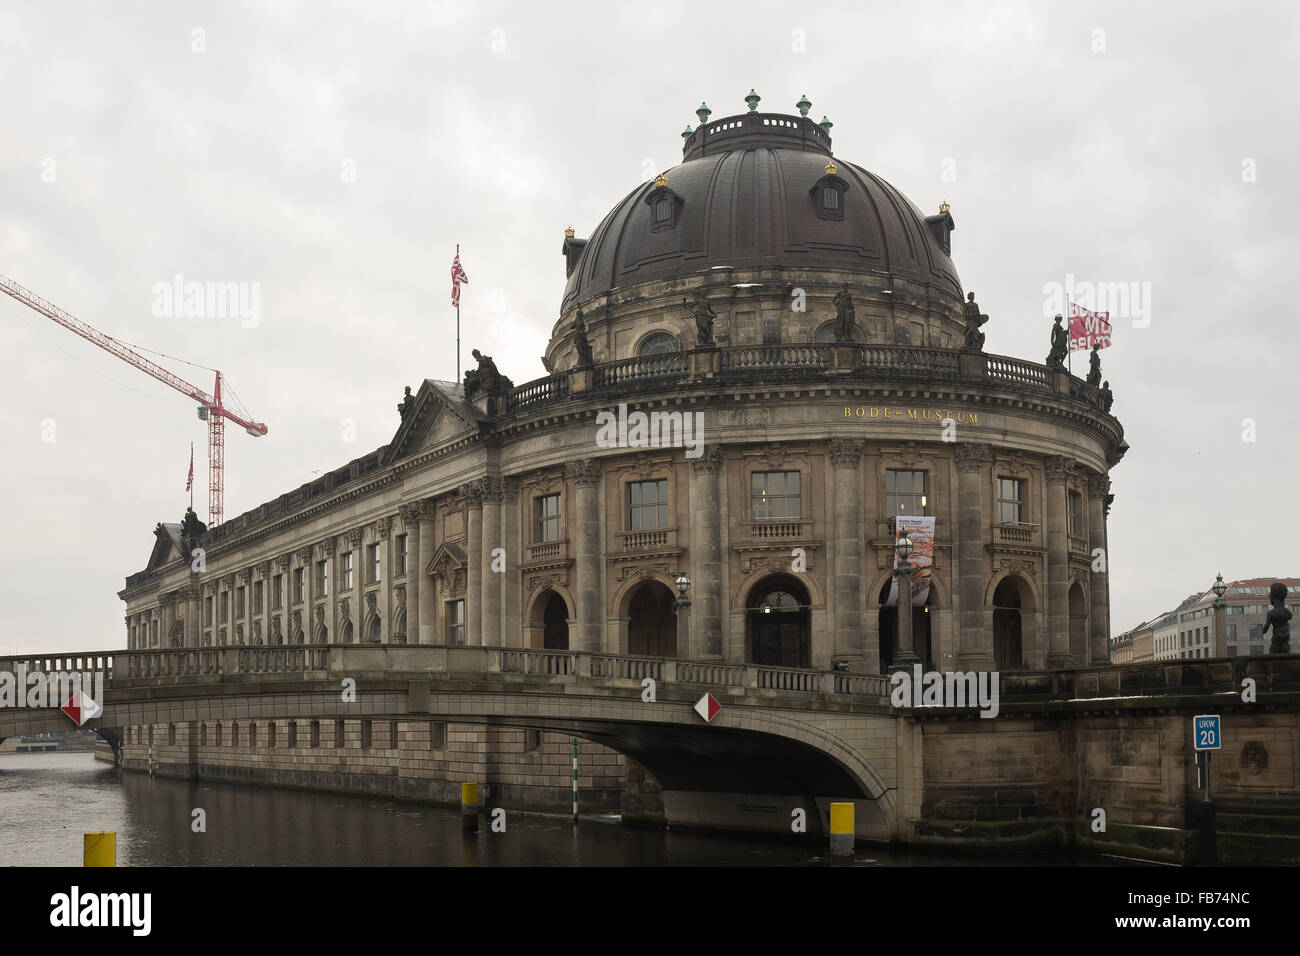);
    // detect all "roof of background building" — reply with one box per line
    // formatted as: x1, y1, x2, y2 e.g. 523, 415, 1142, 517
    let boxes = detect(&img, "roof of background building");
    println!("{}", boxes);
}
1190, 577, 1300, 610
